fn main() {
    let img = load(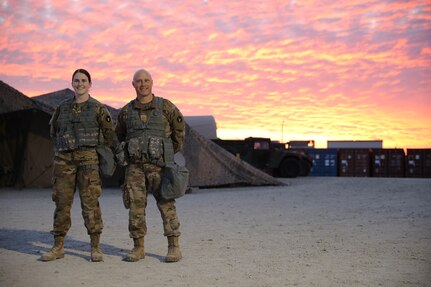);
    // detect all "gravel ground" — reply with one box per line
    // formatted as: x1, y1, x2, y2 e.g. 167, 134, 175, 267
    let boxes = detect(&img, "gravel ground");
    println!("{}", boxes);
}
0, 177, 430, 287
